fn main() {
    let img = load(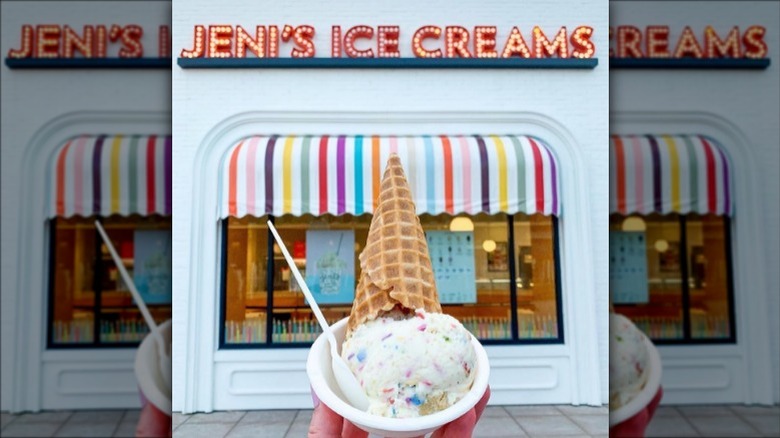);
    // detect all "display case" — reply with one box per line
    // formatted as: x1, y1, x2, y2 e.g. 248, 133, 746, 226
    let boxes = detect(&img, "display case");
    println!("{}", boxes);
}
48, 216, 172, 348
